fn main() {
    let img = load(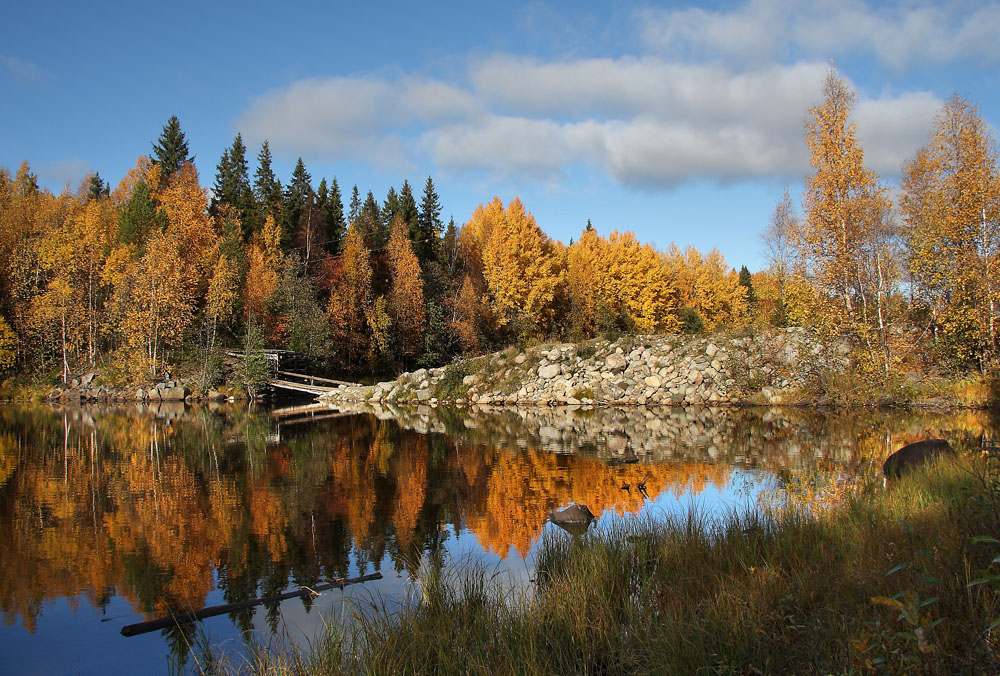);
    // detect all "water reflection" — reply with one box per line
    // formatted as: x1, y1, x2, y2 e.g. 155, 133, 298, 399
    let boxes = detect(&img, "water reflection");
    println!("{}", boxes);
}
0, 402, 994, 671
